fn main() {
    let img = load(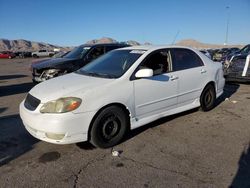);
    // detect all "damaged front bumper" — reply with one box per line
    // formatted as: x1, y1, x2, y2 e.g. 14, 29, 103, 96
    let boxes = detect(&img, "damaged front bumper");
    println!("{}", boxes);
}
33, 69, 66, 83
